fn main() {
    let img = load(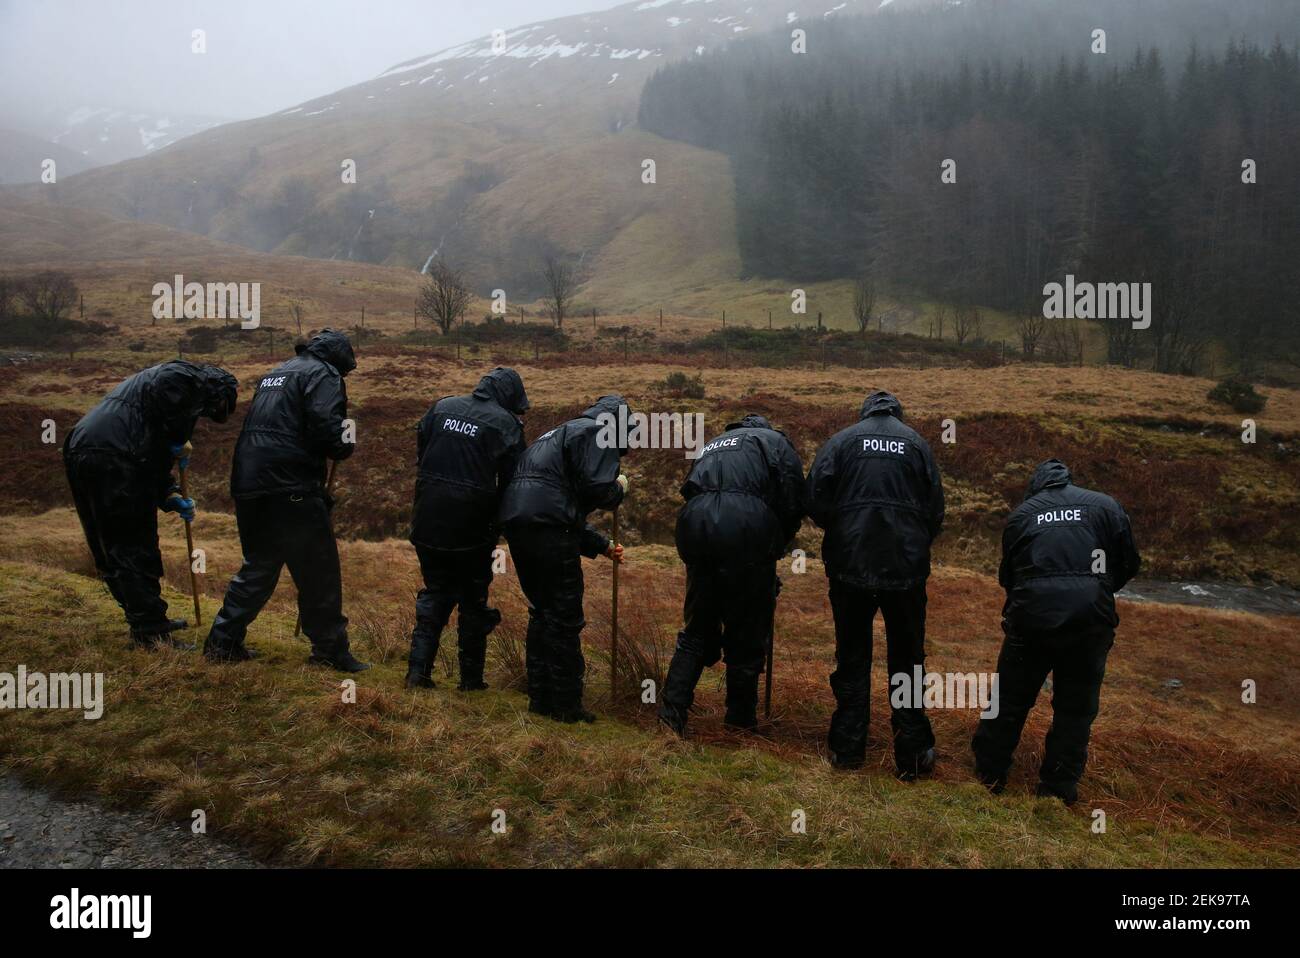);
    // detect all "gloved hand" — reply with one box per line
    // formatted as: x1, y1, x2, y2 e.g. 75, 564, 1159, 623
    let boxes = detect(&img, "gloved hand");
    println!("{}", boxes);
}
616, 474, 629, 494
170, 441, 194, 470
605, 542, 625, 565
162, 493, 196, 523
